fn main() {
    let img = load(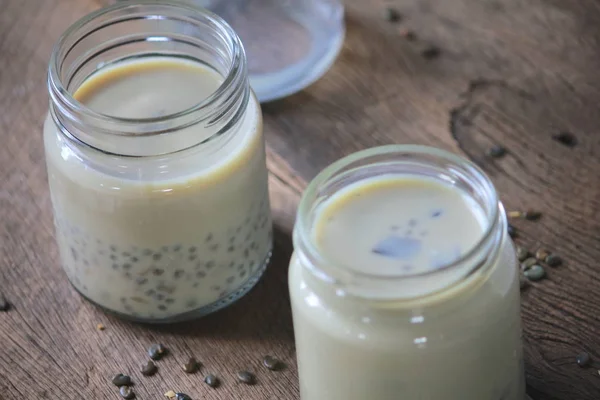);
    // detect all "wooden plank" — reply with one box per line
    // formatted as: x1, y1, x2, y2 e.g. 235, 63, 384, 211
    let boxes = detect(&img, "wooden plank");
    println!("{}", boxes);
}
1, 0, 600, 399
